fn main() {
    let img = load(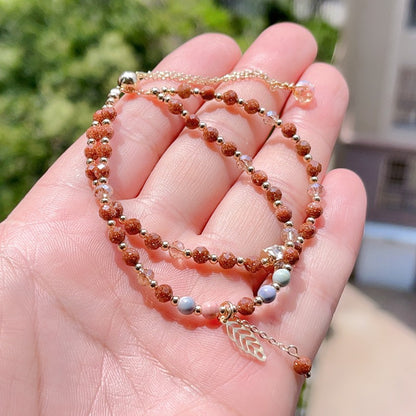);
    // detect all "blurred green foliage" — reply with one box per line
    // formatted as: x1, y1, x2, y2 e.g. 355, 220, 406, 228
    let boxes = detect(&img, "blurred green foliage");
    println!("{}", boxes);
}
0, 0, 337, 220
